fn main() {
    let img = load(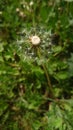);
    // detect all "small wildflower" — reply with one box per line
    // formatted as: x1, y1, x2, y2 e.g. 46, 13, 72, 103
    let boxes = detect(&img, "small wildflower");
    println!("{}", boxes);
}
19, 11, 24, 17
26, 6, 30, 11
29, 35, 41, 46
30, 1, 34, 6
0, 11, 2, 15
23, 4, 26, 8
16, 8, 20, 12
